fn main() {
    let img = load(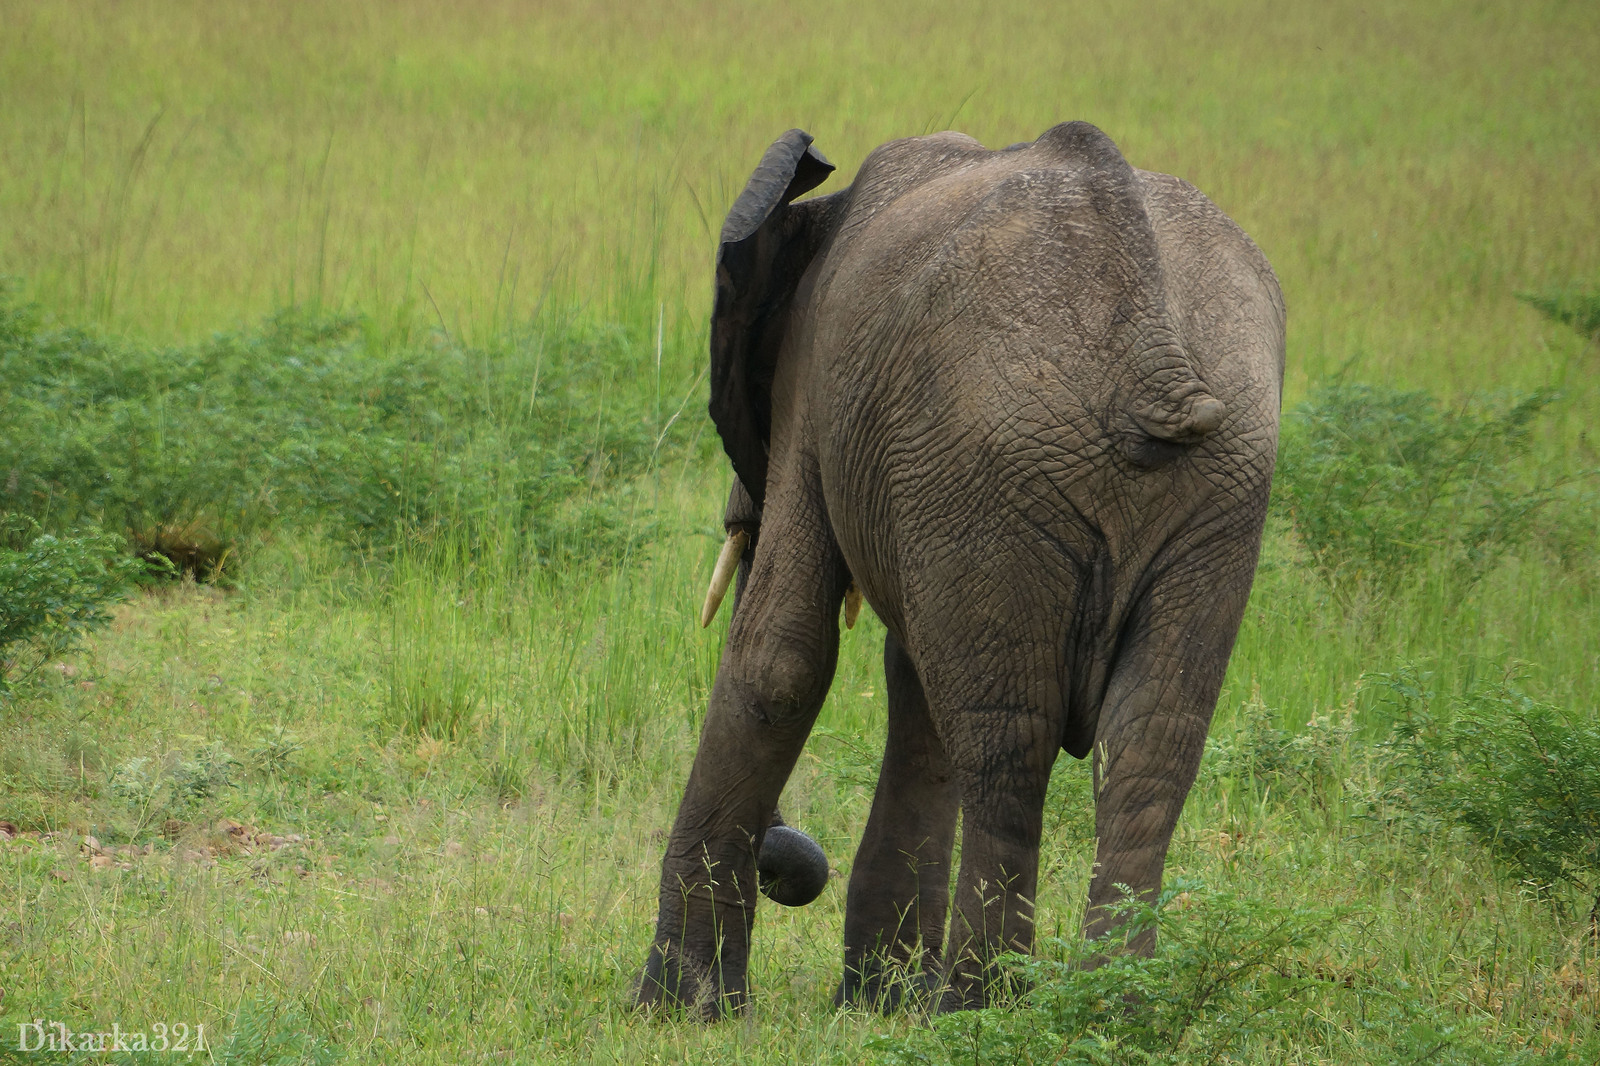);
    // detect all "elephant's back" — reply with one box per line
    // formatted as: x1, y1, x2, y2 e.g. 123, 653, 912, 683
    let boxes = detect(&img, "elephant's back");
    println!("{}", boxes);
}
1135, 167, 1285, 421
810, 142, 1283, 486
807, 135, 1283, 648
